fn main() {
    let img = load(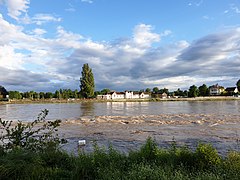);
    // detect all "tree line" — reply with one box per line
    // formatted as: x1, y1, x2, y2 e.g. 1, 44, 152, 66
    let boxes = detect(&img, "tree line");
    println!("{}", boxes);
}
8, 89, 81, 100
